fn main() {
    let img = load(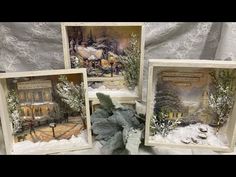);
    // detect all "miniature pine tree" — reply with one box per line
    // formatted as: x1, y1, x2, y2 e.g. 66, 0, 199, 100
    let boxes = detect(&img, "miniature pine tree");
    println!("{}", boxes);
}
119, 33, 140, 90
7, 90, 22, 134
55, 75, 86, 128
208, 69, 236, 132
150, 114, 181, 137
52, 88, 73, 118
